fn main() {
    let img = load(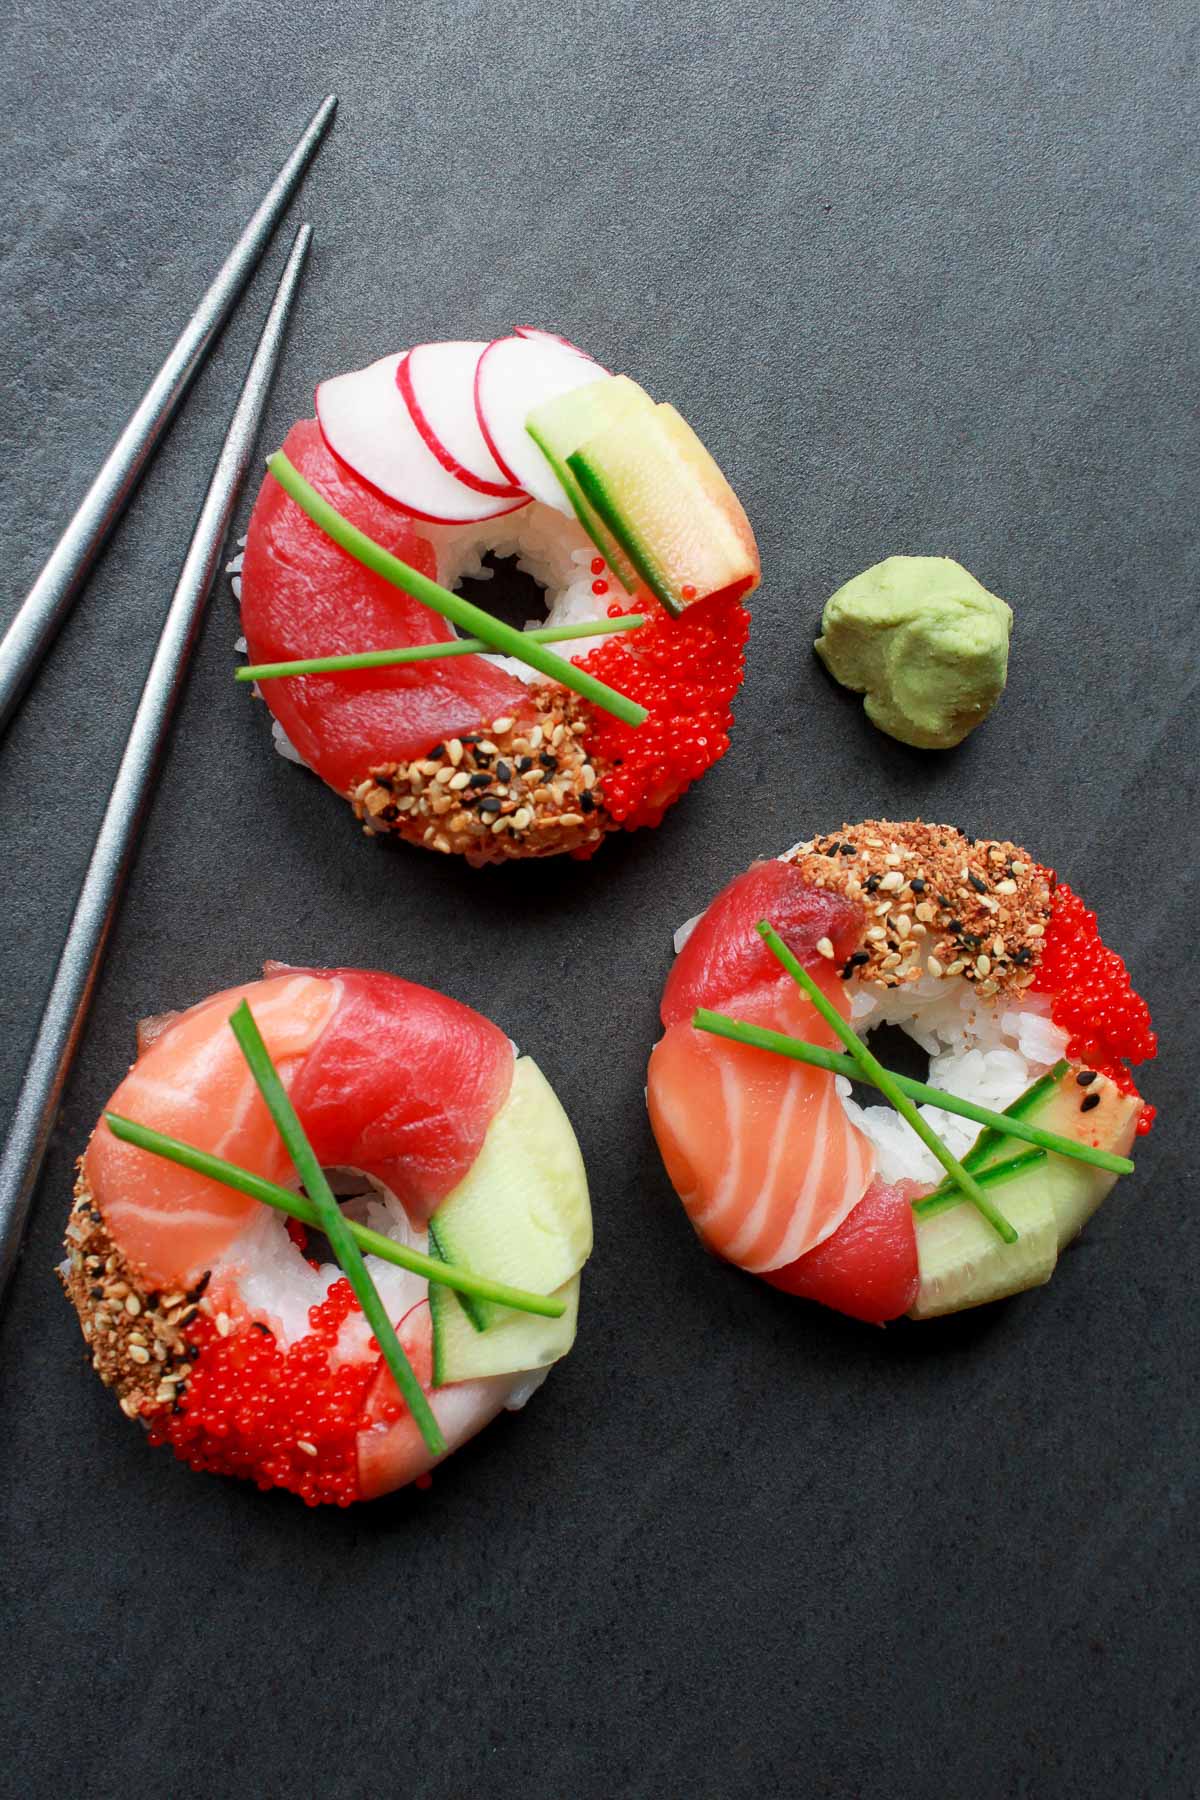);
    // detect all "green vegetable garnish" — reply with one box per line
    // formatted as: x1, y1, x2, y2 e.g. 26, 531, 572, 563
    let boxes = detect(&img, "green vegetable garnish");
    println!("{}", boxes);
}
237, 614, 647, 683
103, 1112, 567, 1320
266, 452, 649, 727
692, 1010, 1134, 1177
228, 999, 444, 1456
753, 921, 1017, 1244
